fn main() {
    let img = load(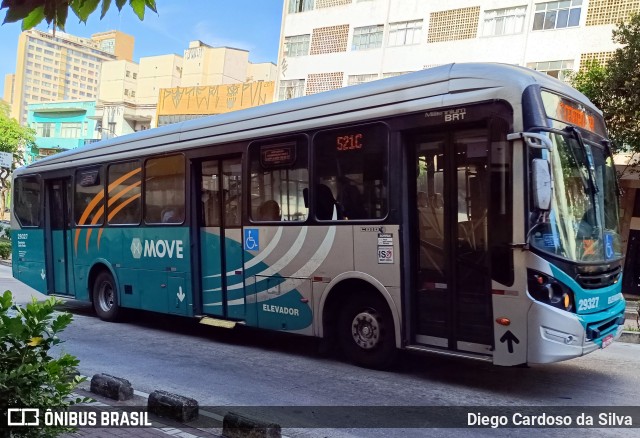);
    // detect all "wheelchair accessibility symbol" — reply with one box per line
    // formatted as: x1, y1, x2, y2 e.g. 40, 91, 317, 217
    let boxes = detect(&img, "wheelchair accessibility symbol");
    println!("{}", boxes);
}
244, 229, 259, 251
604, 233, 614, 260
